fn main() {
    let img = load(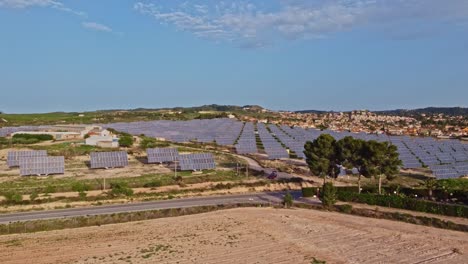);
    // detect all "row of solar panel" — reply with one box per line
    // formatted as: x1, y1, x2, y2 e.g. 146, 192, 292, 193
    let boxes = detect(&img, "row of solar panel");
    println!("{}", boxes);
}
90, 151, 129, 169
7, 151, 65, 176
178, 153, 216, 171
146, 148, 217, 171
